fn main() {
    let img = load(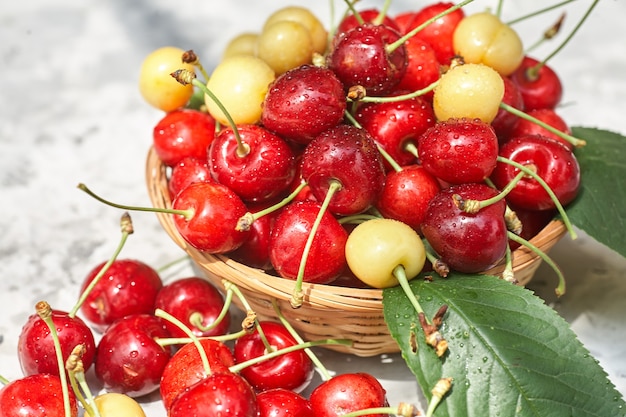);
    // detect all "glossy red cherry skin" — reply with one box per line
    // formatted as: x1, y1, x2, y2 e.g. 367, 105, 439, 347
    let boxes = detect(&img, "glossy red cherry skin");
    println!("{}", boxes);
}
153, 108, 216, 166
309, 372, 389, 417
510, 56, 563, 111
261, 65, 347, 145
233, 321, 314, 393
336, 8, 401, 36
18, 309, 96, 377
490, 134, 580, 211
492, 75, 525, 140
507, 108, 573, 150
421, 183, 508, 273
256, 388, 315, 417
78, 258, 163, 333
168, 156, 212, 199
94, 314, 172, 397
0, 374, 78, 417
